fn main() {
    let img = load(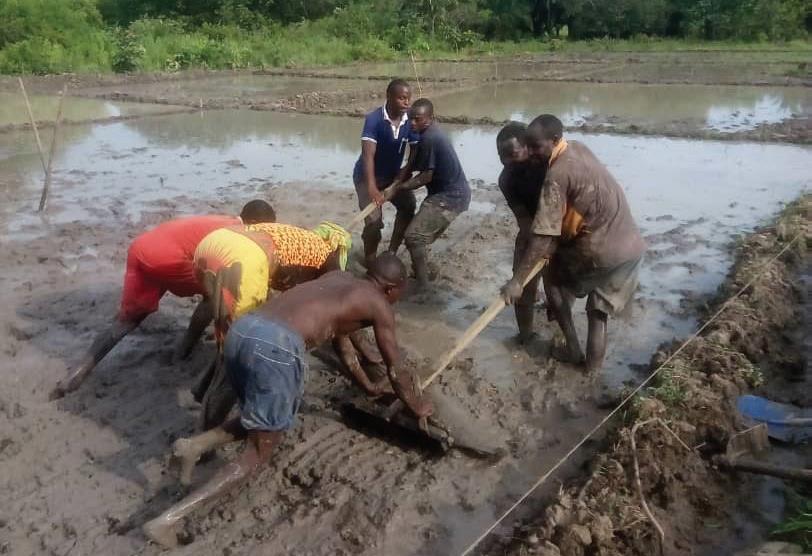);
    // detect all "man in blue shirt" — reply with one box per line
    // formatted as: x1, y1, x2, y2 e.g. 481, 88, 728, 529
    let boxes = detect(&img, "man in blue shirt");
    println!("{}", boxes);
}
396, 98, 471, 290
353, 79, 420, 267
